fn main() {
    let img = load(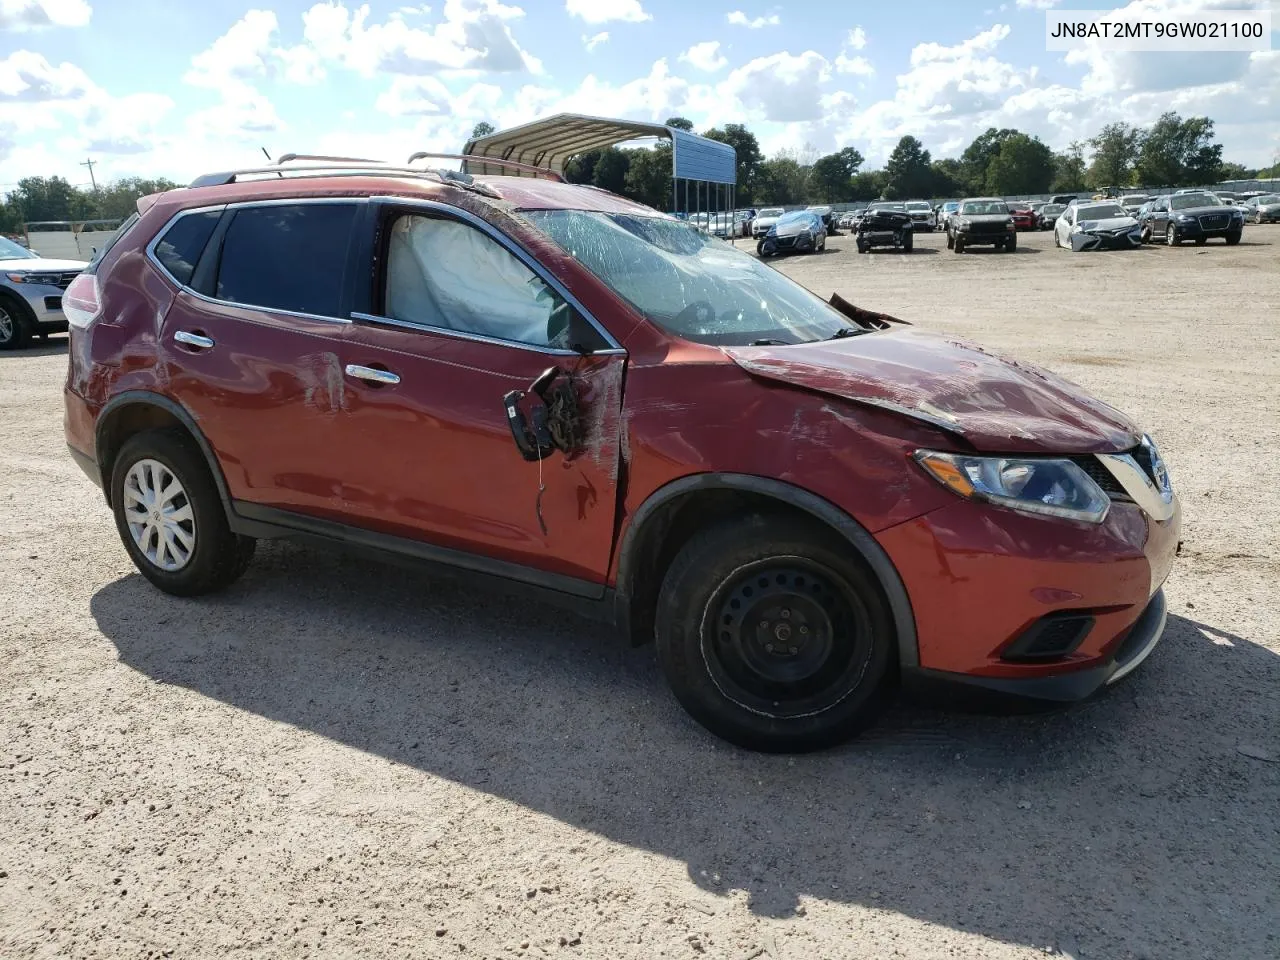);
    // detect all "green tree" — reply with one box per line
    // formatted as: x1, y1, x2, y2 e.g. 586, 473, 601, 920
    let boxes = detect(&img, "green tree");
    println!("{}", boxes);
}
960, 127, 1018, 193
985, 133, 1054, 195
470, 121, 495, 140
563, 150, 602, 184
6, 176, 79, 222
591, 147, 631, 194
1217, 161, 1251, 181
884, 136, 932, 199
95, 177, 179, 220
624, 145, 673, 209
1134, 112, 1222, 186
664, 116, 694, 131
1051, 141, 1088, 193
929, 158, 966, 198
848, 169, 888, 202
808, 146, 864, 202
756, 154, 808, 204
701, 123, 763, 205
1086, 122, 1143, 190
